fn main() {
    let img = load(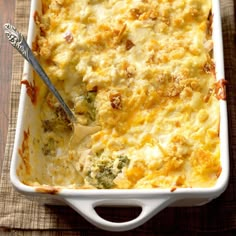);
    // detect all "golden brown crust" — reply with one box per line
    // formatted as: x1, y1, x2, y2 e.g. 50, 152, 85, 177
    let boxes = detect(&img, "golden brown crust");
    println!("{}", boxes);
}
18, 0, 221, 190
